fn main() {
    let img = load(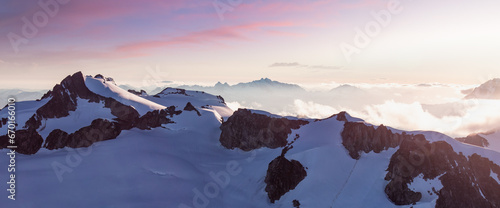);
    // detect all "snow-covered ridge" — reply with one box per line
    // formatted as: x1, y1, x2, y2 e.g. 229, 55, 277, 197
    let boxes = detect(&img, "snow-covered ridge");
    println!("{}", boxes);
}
85, 75, 166, 116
